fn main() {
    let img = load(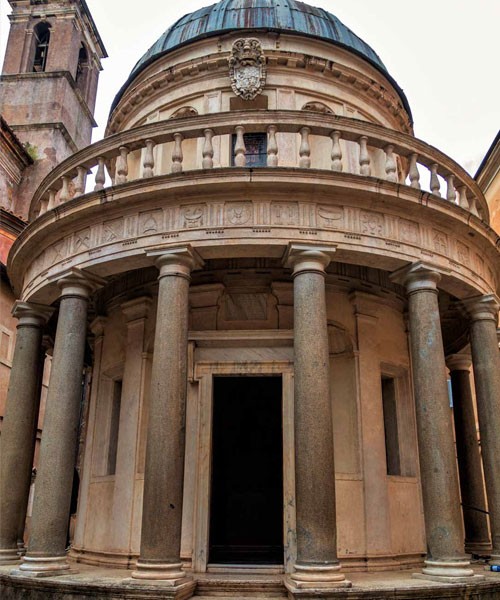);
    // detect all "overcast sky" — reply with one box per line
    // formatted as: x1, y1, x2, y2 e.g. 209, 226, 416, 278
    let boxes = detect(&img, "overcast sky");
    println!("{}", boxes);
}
1, 0, 499, 174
